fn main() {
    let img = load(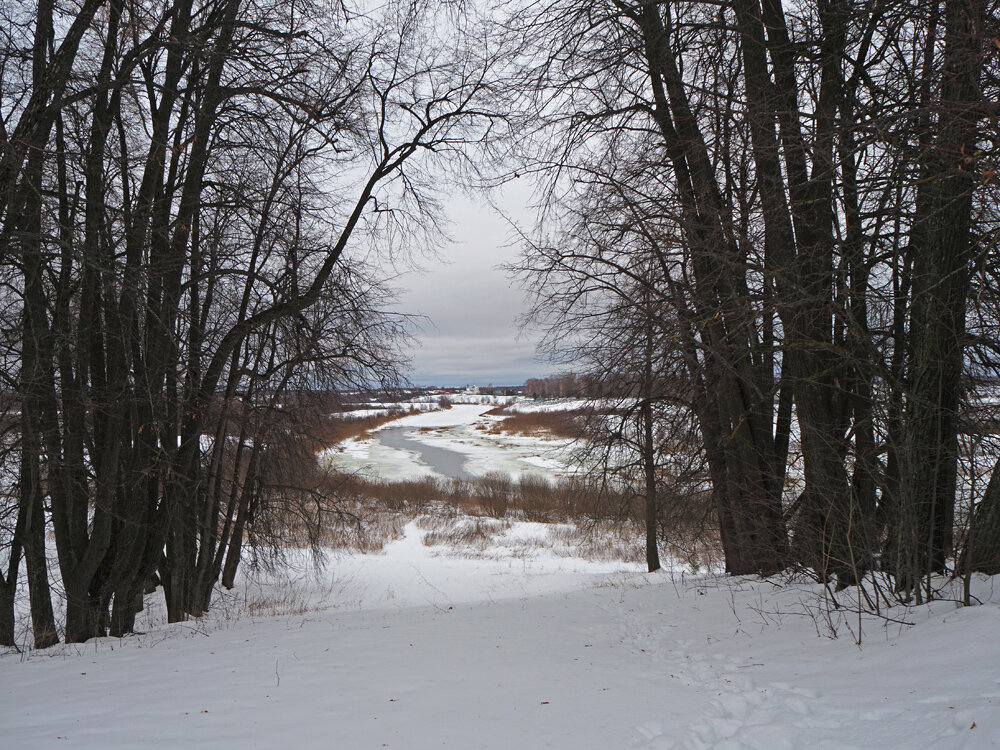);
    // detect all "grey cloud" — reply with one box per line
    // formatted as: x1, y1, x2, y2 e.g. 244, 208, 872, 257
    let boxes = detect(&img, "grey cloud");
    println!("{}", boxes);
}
393, 191, 551, 387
